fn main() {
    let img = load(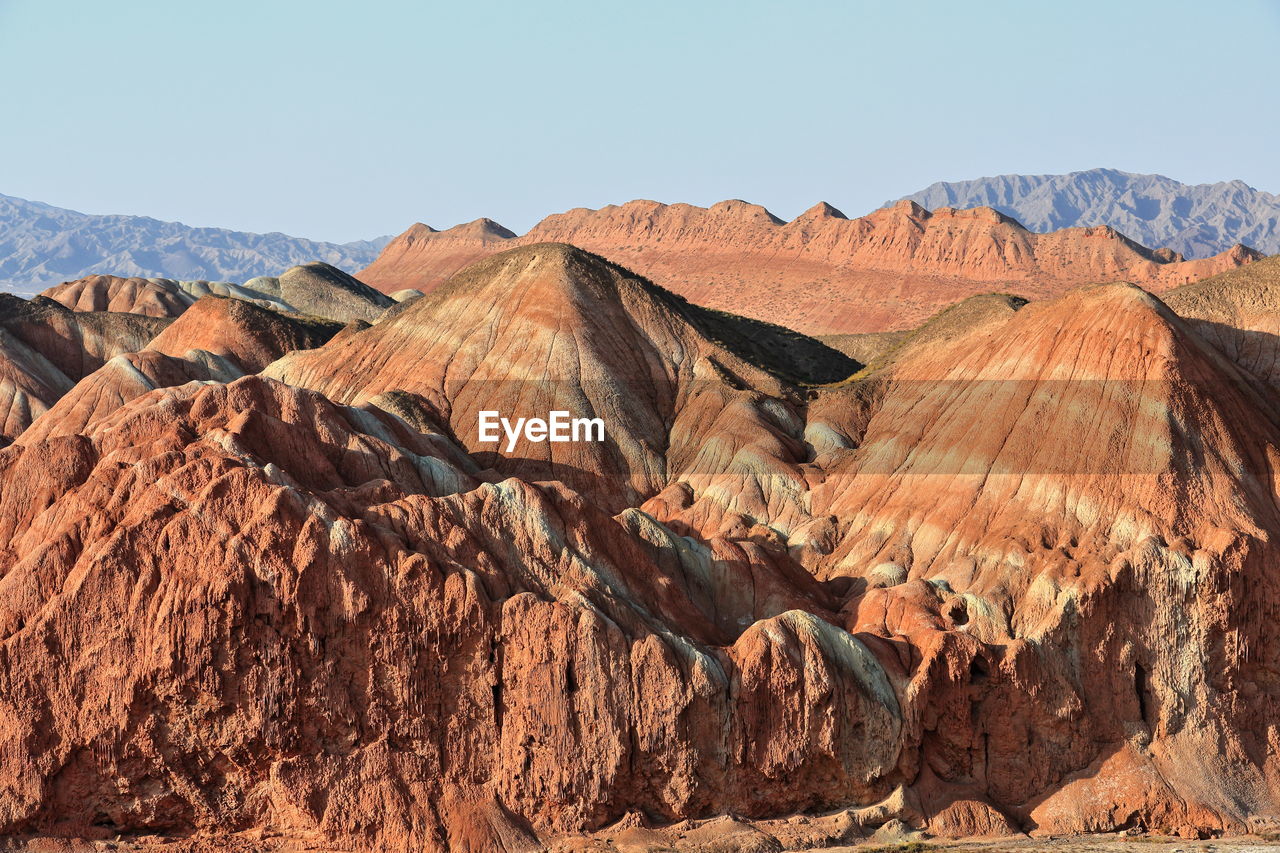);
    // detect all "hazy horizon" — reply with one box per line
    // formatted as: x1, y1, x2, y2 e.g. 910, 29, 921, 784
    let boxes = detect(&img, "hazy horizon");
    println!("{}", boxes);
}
2, 0, 1278, 243
5, 165, 1280, 245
